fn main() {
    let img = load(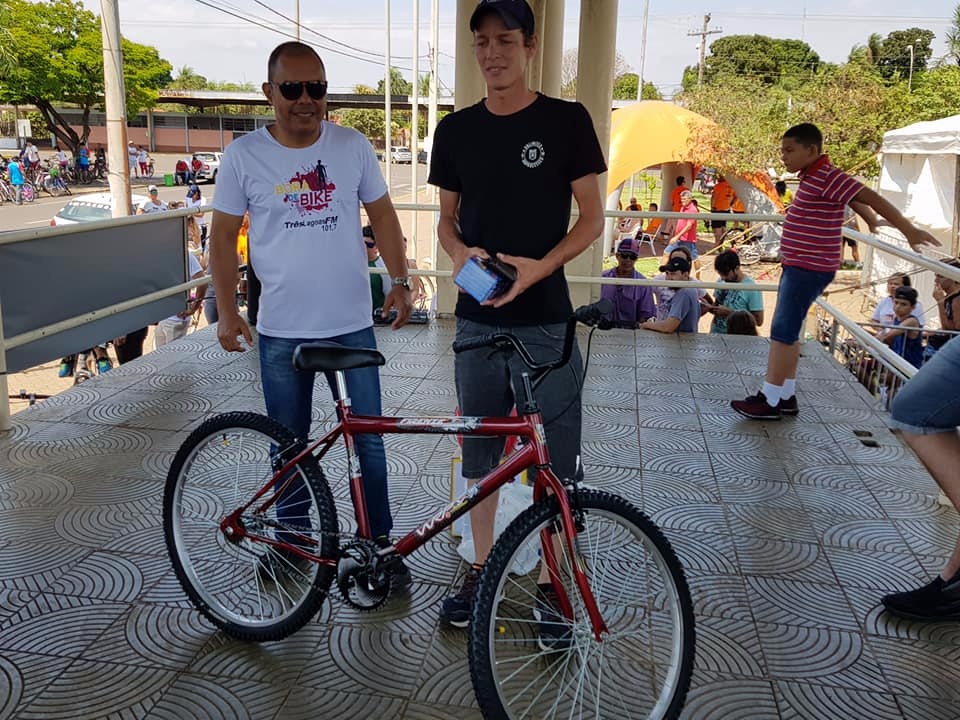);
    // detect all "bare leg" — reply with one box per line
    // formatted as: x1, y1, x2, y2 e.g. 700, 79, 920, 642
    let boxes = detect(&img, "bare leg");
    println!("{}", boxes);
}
765, 340, 801, 385
900, 430, 960, 578
468, 480, 498, 565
